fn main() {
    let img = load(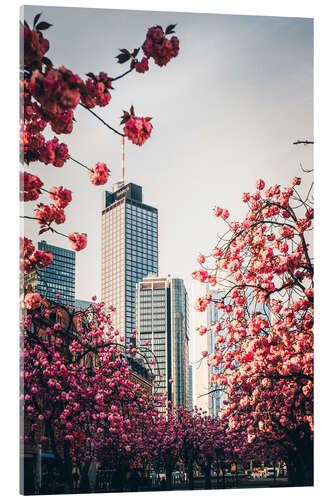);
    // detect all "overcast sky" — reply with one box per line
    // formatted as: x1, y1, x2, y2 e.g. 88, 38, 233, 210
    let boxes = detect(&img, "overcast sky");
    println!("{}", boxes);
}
23, 6, 313, 357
